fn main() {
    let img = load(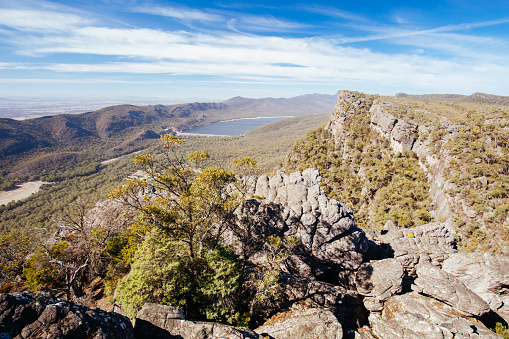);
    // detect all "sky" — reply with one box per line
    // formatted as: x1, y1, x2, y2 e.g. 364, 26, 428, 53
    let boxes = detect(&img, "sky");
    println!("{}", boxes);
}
0, 0, 509, 101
